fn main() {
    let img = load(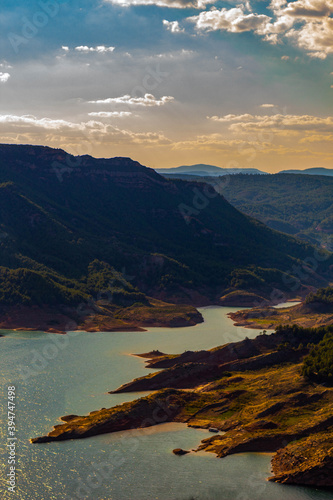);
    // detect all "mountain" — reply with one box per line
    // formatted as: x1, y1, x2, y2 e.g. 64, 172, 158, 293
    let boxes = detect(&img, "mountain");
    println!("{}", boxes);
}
156, 164, 266, 177
0, 144, 331, 325
159, 164, 333, 178
187, 173, 333, 249
280, 168, 333, 176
